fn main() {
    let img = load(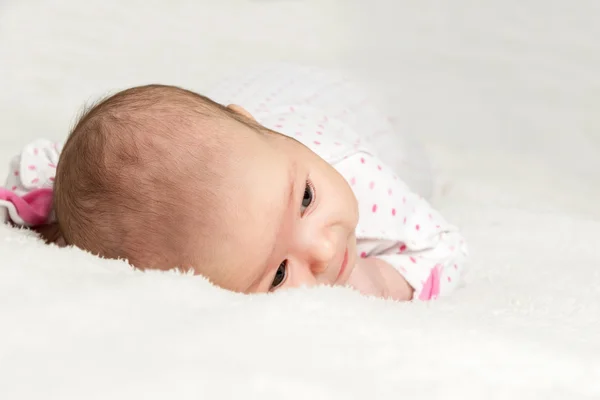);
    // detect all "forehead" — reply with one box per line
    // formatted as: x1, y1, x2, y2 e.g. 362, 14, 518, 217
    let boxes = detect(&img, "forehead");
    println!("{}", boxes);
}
202, 132, 295, 292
